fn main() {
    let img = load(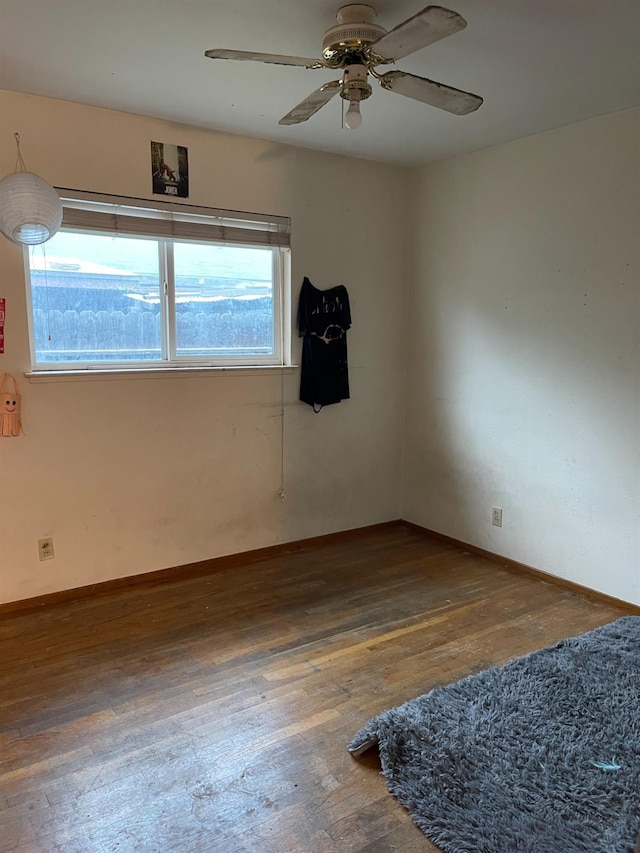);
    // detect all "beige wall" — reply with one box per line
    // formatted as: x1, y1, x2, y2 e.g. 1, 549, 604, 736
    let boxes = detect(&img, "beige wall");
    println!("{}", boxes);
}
0, 90, 408, 604
403, 108, 640, 606
2, 92, 638, 608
